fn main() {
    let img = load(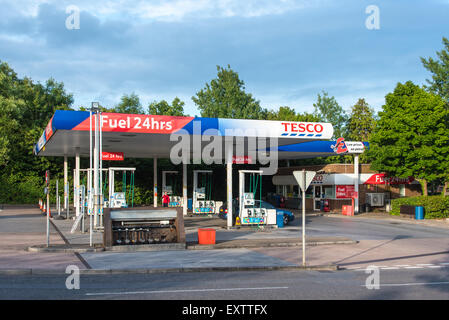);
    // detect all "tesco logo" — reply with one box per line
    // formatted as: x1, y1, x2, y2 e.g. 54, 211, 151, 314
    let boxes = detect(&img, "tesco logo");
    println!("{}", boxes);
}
281, 122, 324, 133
